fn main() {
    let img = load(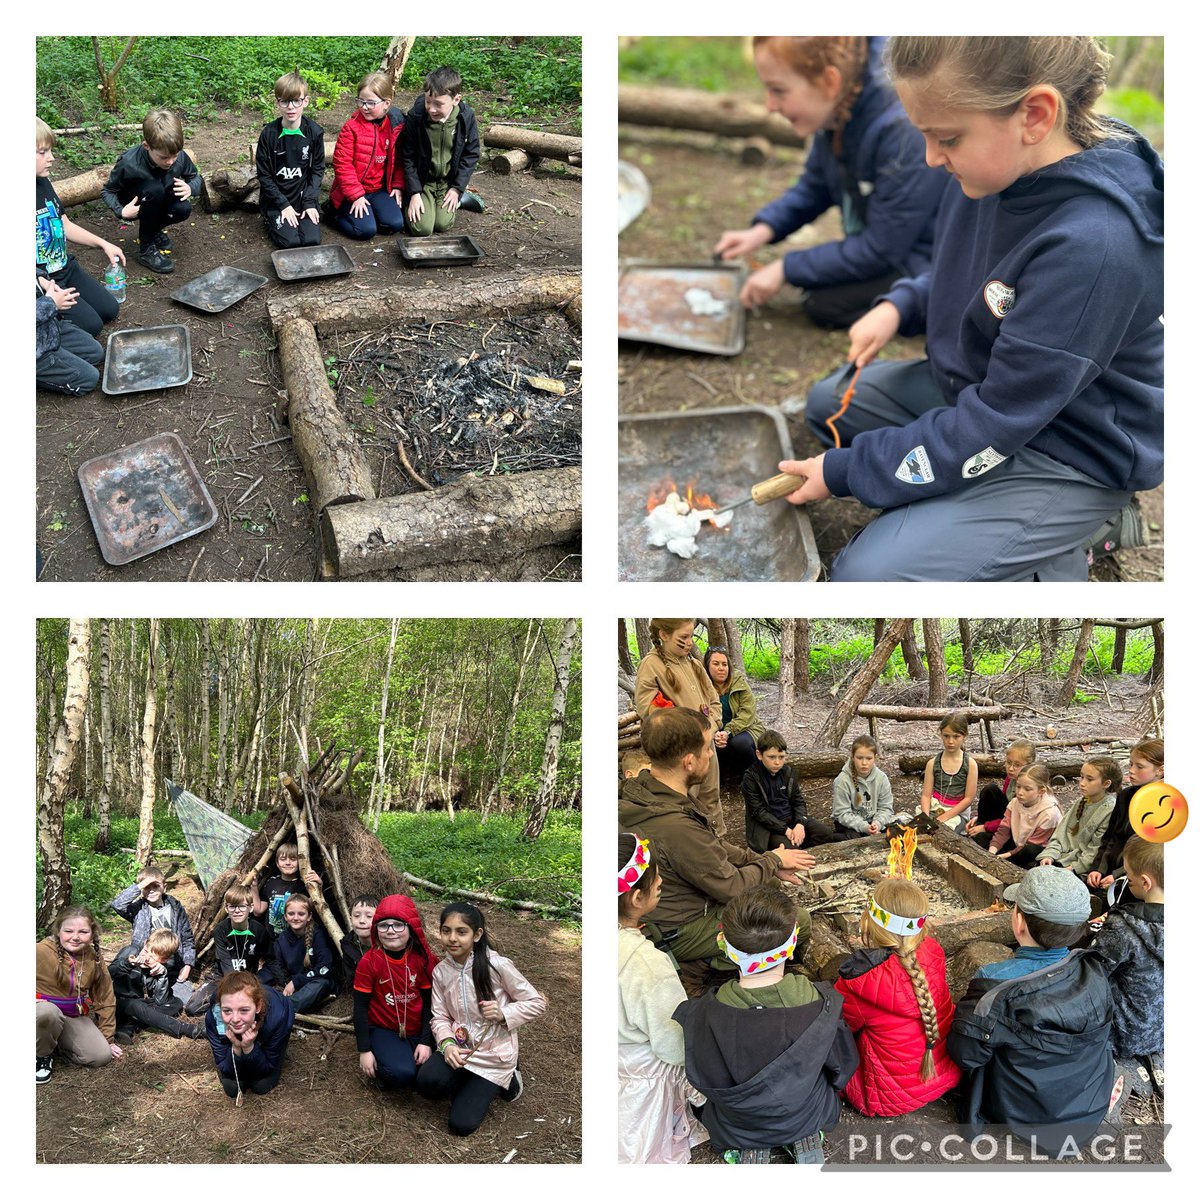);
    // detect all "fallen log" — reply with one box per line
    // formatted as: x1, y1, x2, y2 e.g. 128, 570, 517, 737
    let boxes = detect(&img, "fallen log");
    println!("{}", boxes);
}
926, 910, 1016, 957
616, 733, 643, 750
322, 465, 582, 577
483, 125, 582, 162
858, 703, 1011, 723
401, 872, 581, 921
740, 135, 772, 165
784, 751, 852, 778
294, 1012, 354, 1033
267, 269, 583, 335
618, 83, 805, 148
206, 143, 339, 211
618, 711, 641, 730
277, 318, 376, 515
897, 753, 1086, 777
50, 151, 203, 208
491, 148, 533, 175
